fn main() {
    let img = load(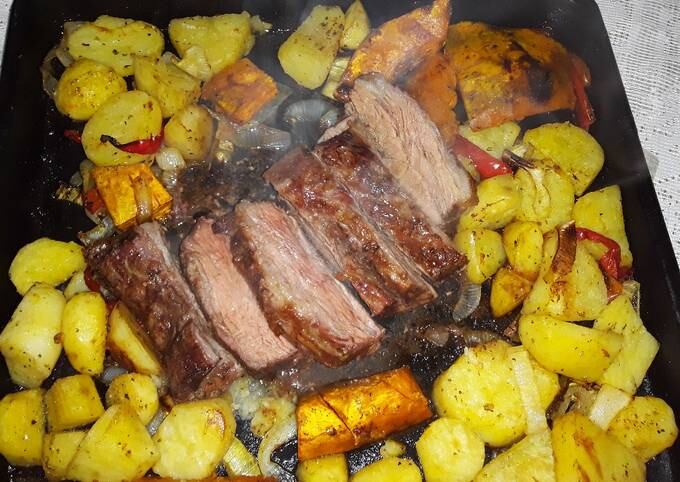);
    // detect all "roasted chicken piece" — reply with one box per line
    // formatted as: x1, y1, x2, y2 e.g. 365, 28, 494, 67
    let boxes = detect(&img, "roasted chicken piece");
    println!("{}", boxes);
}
336, 0, 451, 101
